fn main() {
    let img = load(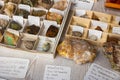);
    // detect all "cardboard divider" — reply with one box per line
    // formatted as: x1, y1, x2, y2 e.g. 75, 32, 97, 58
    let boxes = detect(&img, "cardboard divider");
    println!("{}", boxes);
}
105, 33, 120, 48
107, 33, 120, 42
111, 15, 120, 25
109, 24, 120, 35
92, 11, 112, 23
70, 16, 91, 28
